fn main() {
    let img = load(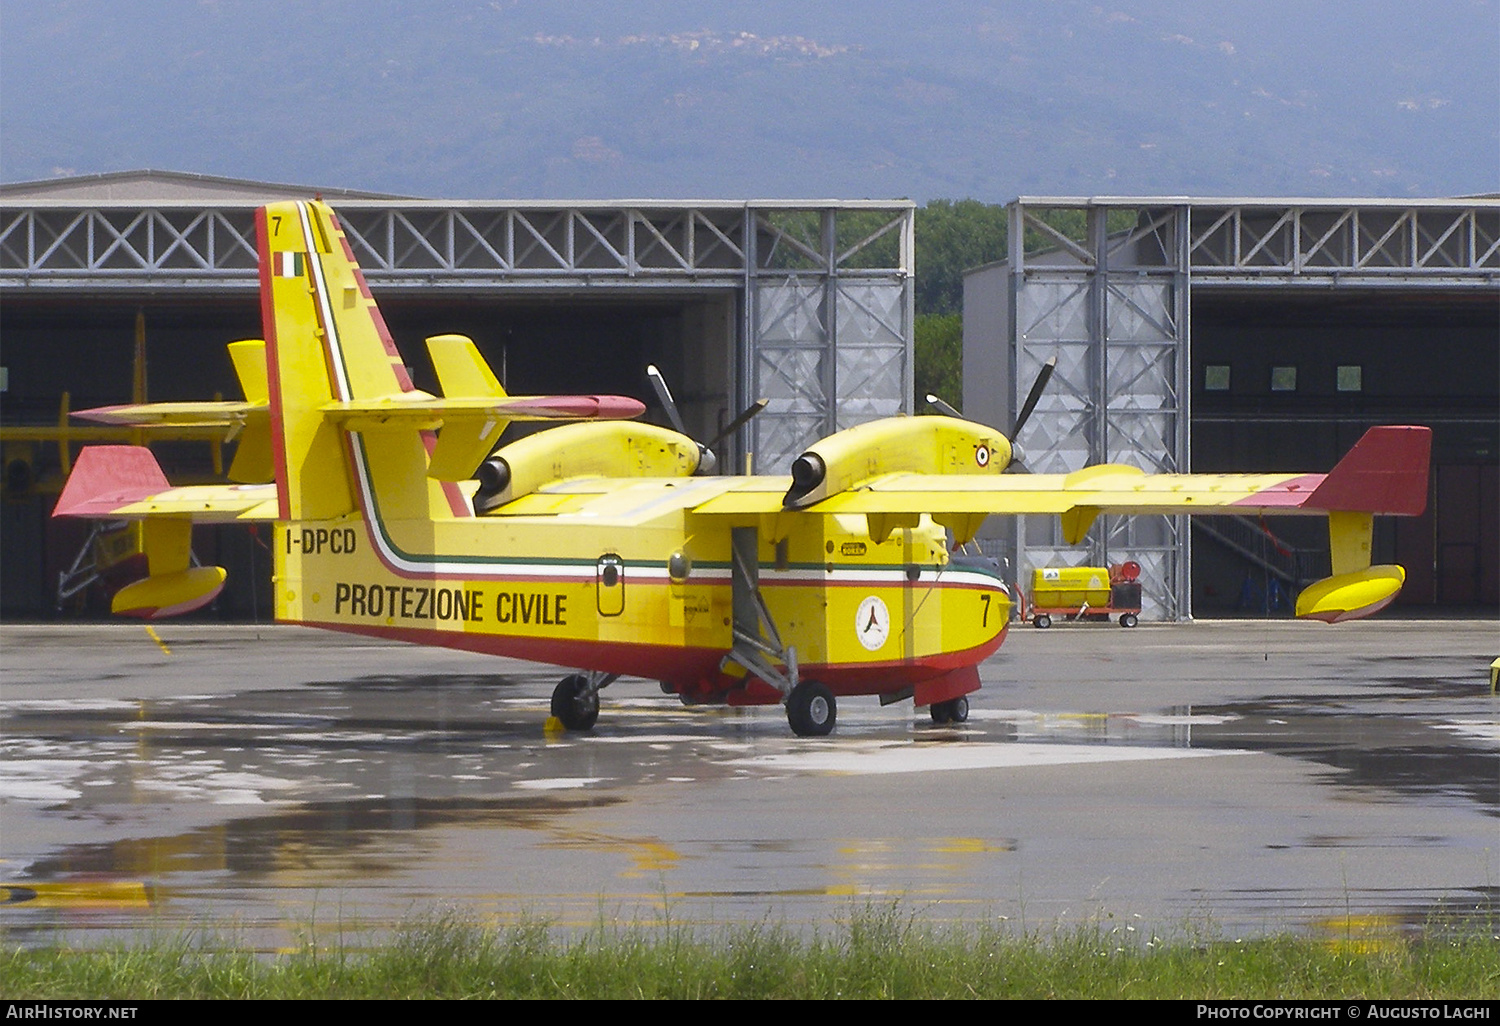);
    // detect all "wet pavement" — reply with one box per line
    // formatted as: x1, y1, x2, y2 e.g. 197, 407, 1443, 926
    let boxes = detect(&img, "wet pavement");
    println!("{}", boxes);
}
1, 619, 1495, 947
